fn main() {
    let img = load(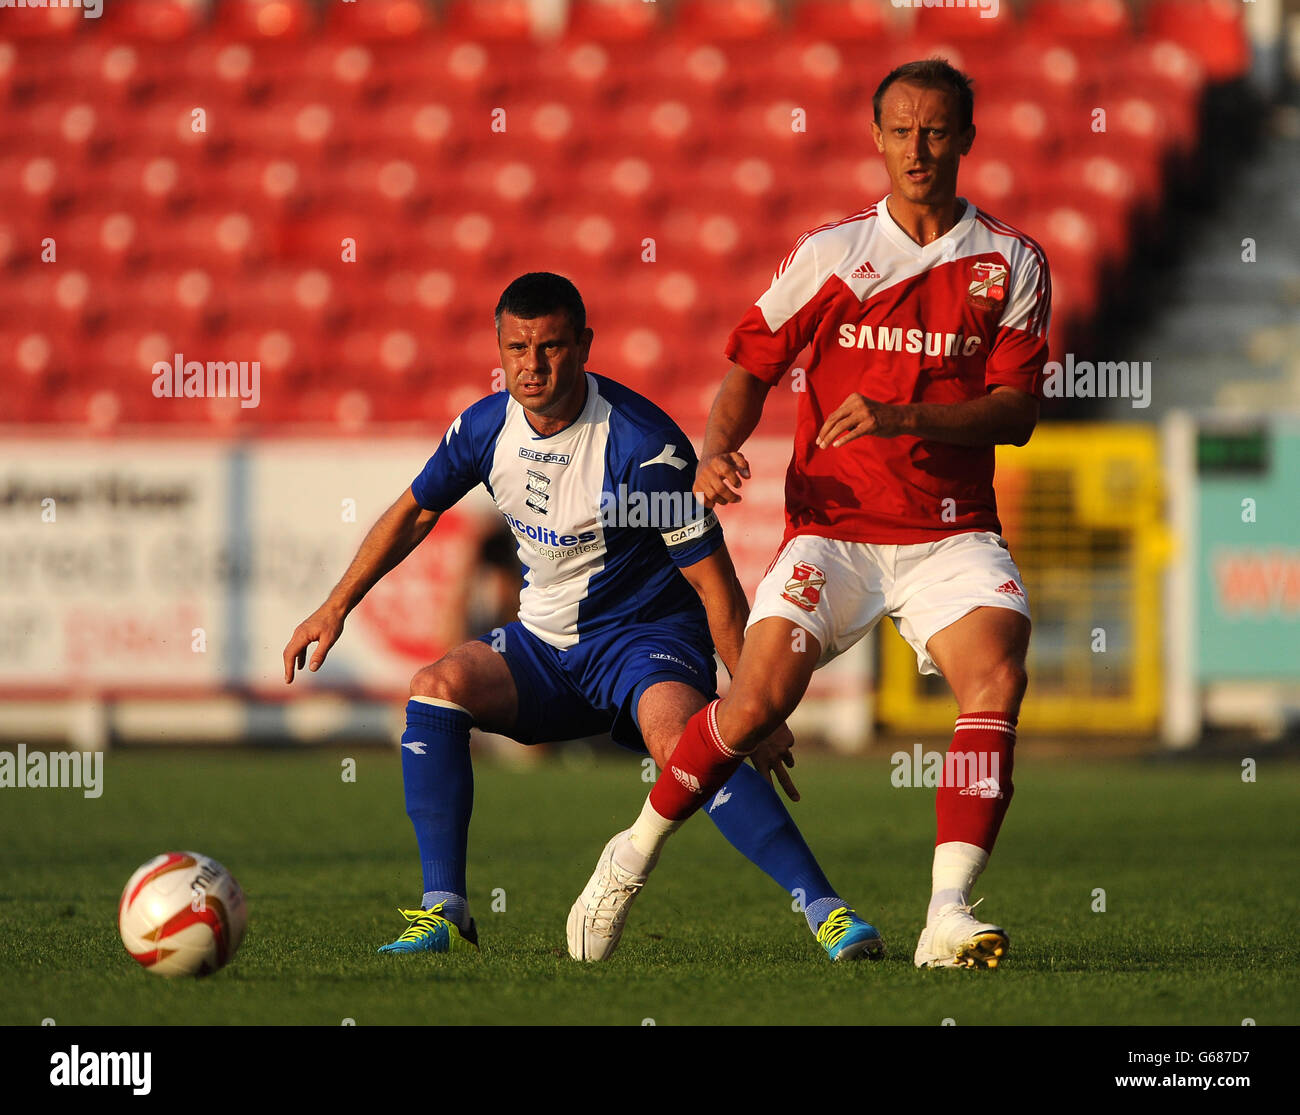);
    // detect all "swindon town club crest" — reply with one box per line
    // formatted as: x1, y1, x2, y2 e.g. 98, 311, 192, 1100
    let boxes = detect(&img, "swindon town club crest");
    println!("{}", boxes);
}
781, 561, 826, 613
966, 260, 1009, 312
